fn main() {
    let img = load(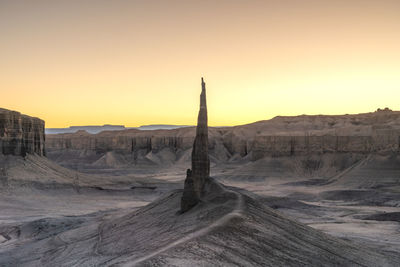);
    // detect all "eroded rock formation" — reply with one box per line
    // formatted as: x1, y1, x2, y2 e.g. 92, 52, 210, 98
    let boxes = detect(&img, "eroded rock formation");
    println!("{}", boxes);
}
46, 109, 400, 164
181, 78, 210, 212
0, 108, 45, 156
